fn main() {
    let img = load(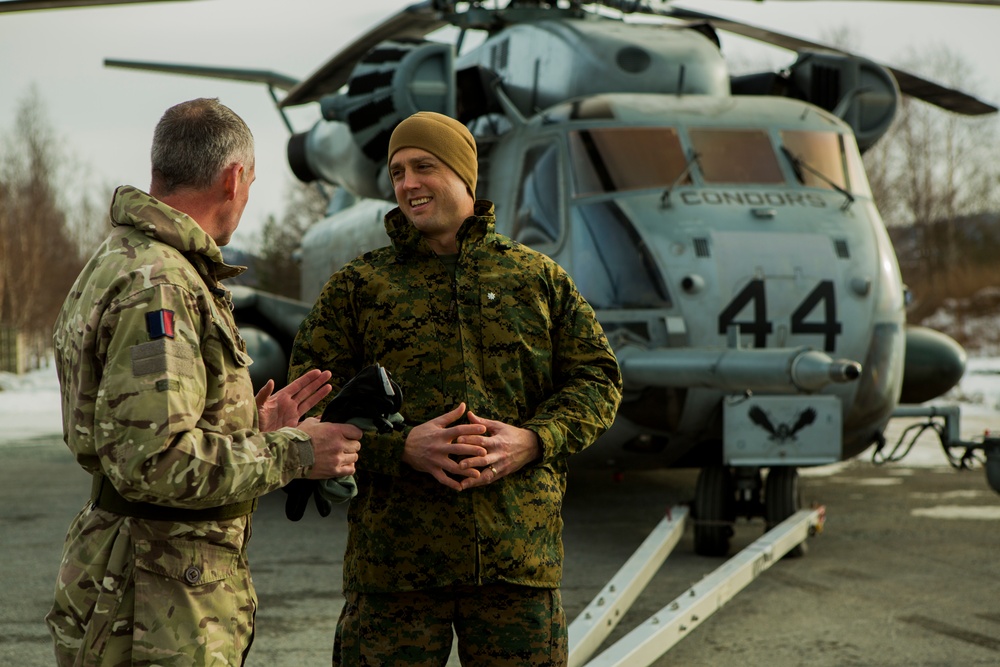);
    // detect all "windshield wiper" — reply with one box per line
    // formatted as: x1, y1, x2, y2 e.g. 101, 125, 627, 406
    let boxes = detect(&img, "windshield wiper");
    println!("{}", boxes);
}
660, 150, 700, 209
780, 145, 855, 211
